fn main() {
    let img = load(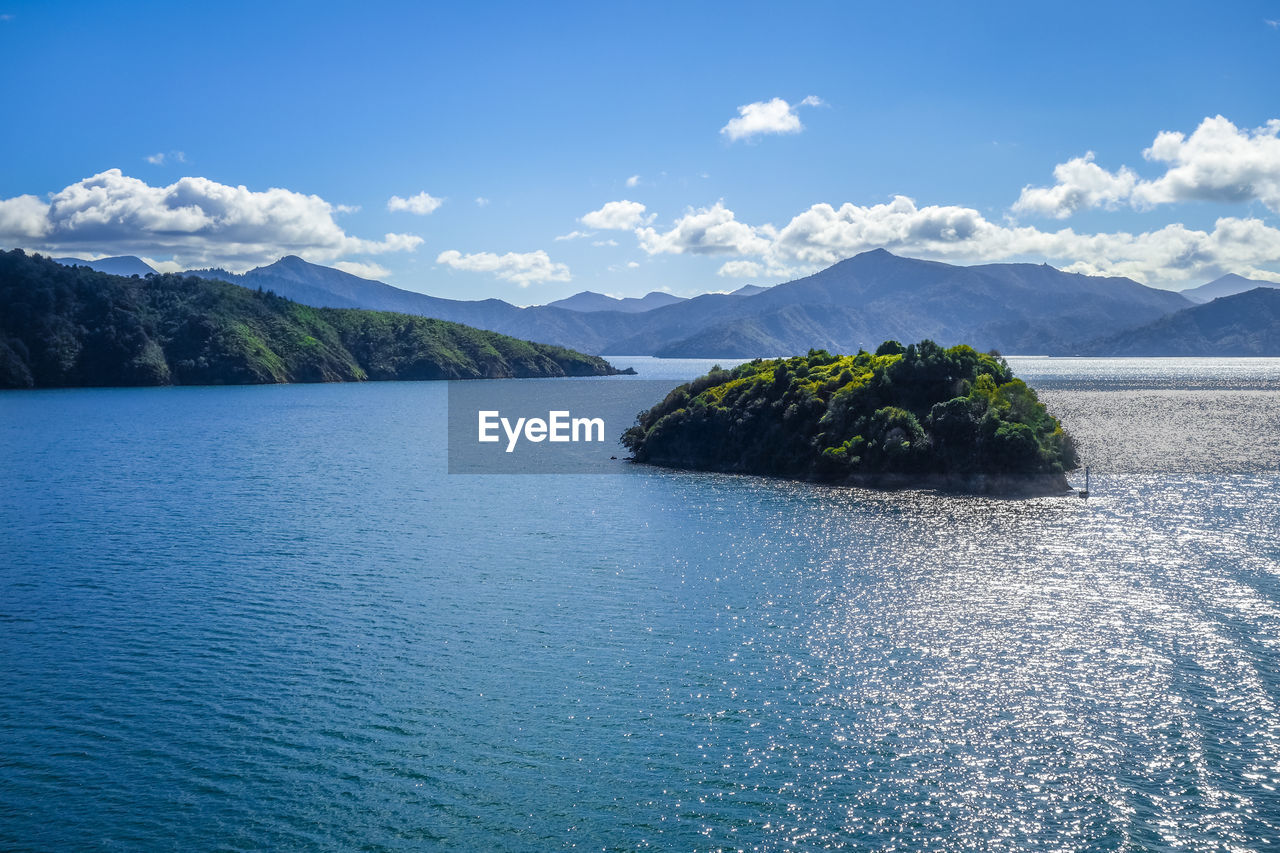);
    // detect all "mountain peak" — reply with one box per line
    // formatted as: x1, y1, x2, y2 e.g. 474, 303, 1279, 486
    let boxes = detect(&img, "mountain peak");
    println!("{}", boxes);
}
52, 255, 157, 277
1179, 272, 1280, 304
267, 255, 311, 269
